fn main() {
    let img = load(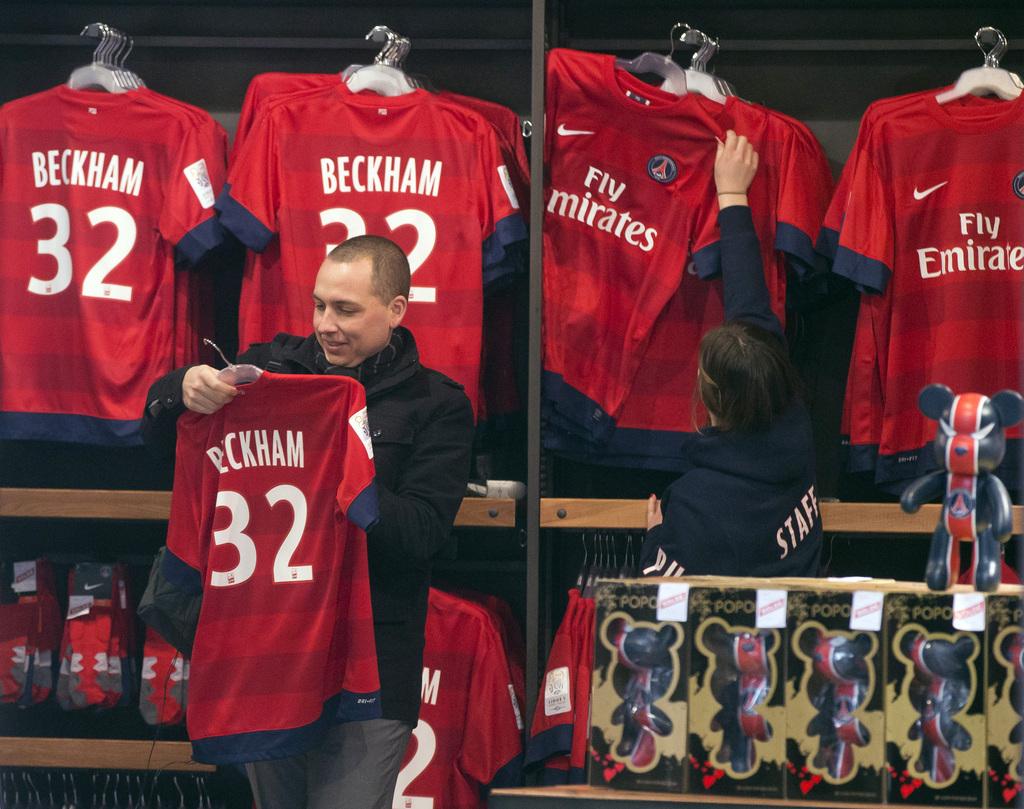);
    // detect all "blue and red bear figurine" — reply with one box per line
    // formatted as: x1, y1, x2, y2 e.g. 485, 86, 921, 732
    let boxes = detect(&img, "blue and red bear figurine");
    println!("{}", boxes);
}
900, 384, 1023, 592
